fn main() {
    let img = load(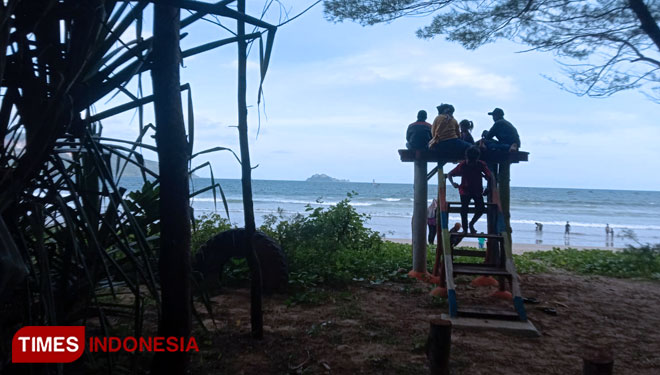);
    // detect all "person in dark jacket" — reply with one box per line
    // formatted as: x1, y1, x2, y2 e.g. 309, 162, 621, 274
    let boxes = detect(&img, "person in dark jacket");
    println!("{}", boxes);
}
406, 110, 432, 150
481, 108, 520, 152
